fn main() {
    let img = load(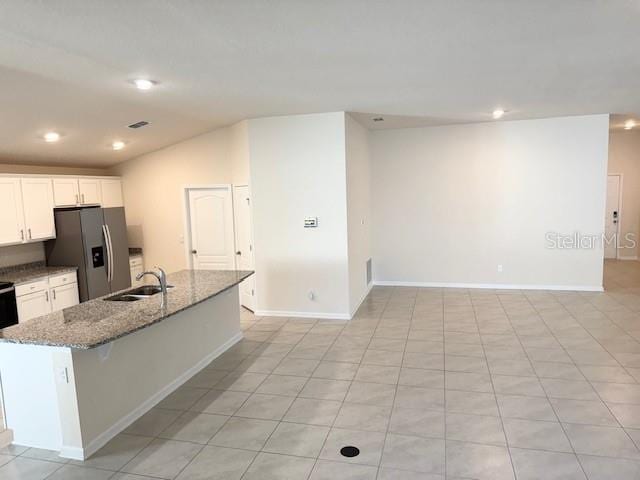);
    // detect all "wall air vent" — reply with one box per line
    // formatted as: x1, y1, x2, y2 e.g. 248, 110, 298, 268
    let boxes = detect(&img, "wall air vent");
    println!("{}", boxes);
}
128, 121, 150, 129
